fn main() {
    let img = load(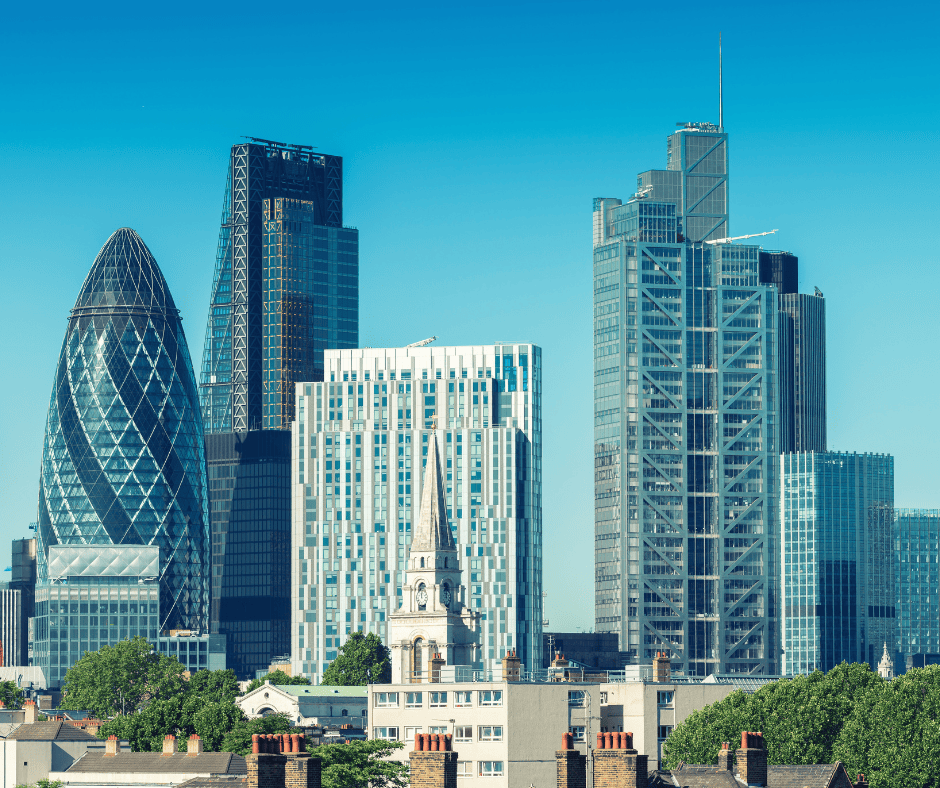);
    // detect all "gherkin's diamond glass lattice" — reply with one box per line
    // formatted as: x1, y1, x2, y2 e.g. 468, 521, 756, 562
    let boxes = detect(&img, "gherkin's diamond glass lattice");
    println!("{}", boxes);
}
38, 228, 209, 631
